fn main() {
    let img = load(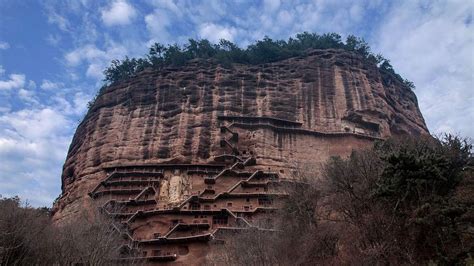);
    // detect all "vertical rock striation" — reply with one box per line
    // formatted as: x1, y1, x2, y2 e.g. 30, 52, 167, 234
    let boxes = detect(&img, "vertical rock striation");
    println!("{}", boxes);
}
53, 49, 428, 264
